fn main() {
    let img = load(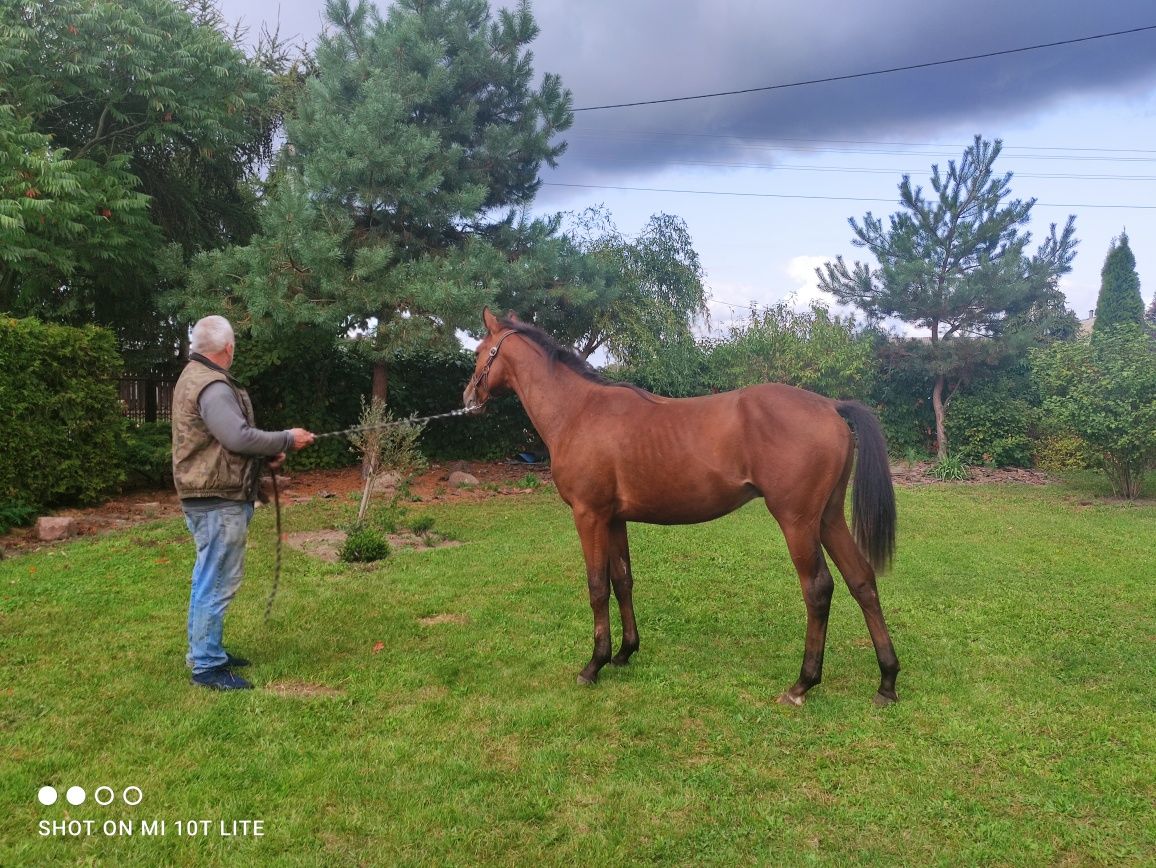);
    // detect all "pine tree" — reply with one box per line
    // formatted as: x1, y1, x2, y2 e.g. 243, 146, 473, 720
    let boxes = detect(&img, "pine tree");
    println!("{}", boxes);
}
818, 136, 1077, 461
1092, 233, 1143, 336
191, 0, 573, 403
